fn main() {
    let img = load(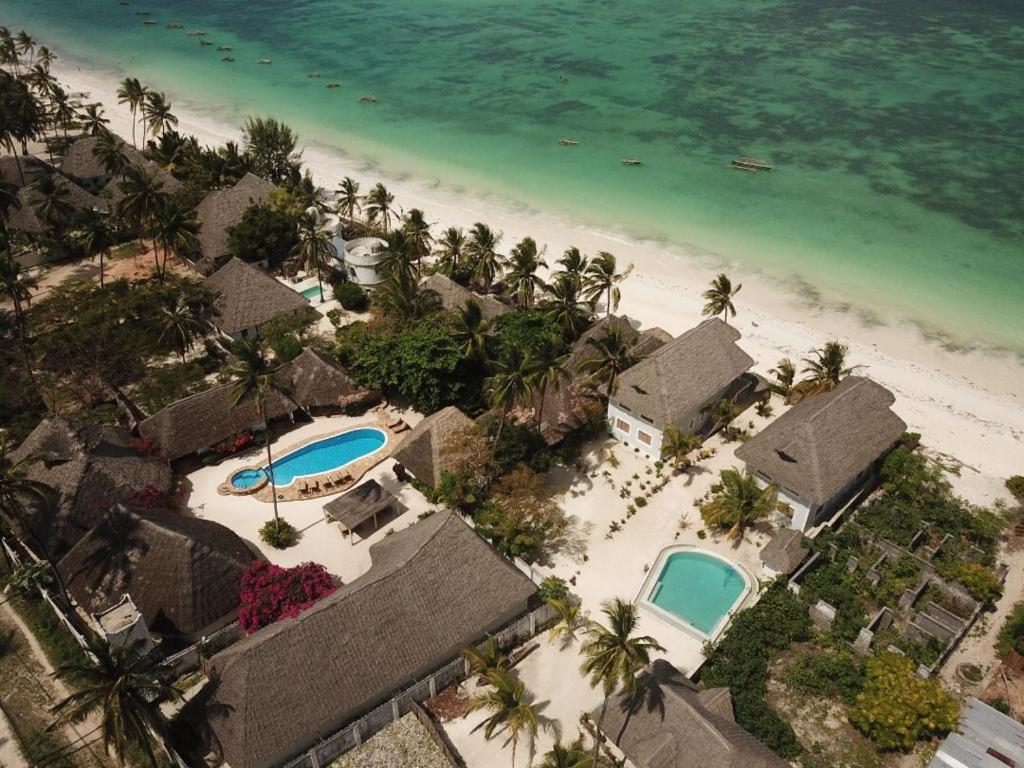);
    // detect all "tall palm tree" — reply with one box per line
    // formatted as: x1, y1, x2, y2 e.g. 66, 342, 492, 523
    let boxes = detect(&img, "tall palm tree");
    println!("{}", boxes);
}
92, 128, 130, 180
660, 427, 702, 472
529, 334, 568, 429
547, 597, 585, 649
768, 357, 796, 401
363, 182, 395, 233
153, 202, 199, 277
157, 291, 208, 362
36, 46, 54, 70
467, 668, 541, 768
32, 174, 76, 231
376, 228, 418, 281
291, 210, 336, 302
461, 635, 507, 680
226, 340, 288, 530
14, 31, 35, 69
580, 598, 665, 766
80, 211, 113, 289
584, 251, 632, 318
141, 91, 177, 140
372, 269, 440, 321
402, 208, 432, 268
118, 164, 168, 277
334, 176, 361, 222
699, 467, 777, 540
434, 226, 466, 277
709, 397, 741, 439
702, 273, 742, 324
543, 273, 593, 340
797, 340, 862, 398
453, 299, 491, 363
578, 325, 633, 396
485, 347, 536, 448
117, 77, 146, 148
51, 638, 181, 768
503, 236, 547, 308
466, 222, 504, 292
0, 433, 56, 563
555, 246, 588, 280
48, 85, 76, 140
0, 178, 20, 239
0, 252, 37, 334
538, 737, 594, 768
80, 104, 109, 136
